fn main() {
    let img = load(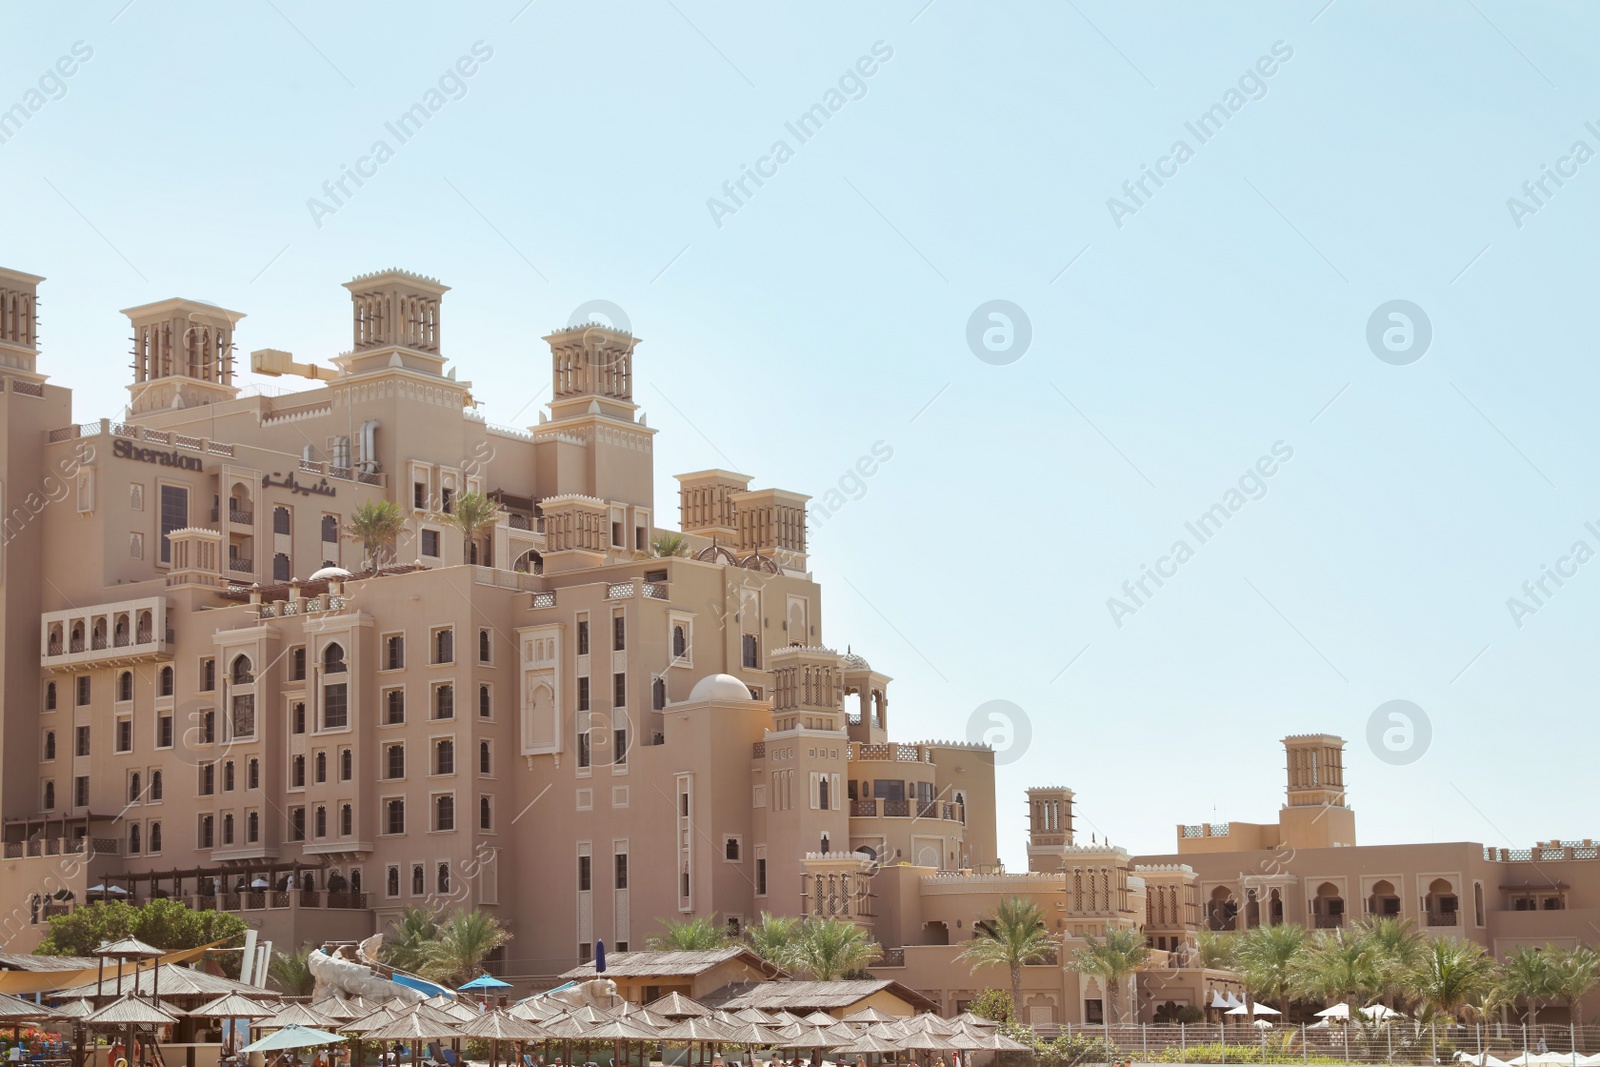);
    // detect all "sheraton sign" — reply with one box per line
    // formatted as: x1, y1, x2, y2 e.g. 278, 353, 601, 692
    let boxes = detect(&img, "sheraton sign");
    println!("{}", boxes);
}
112, 438, 203, 472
